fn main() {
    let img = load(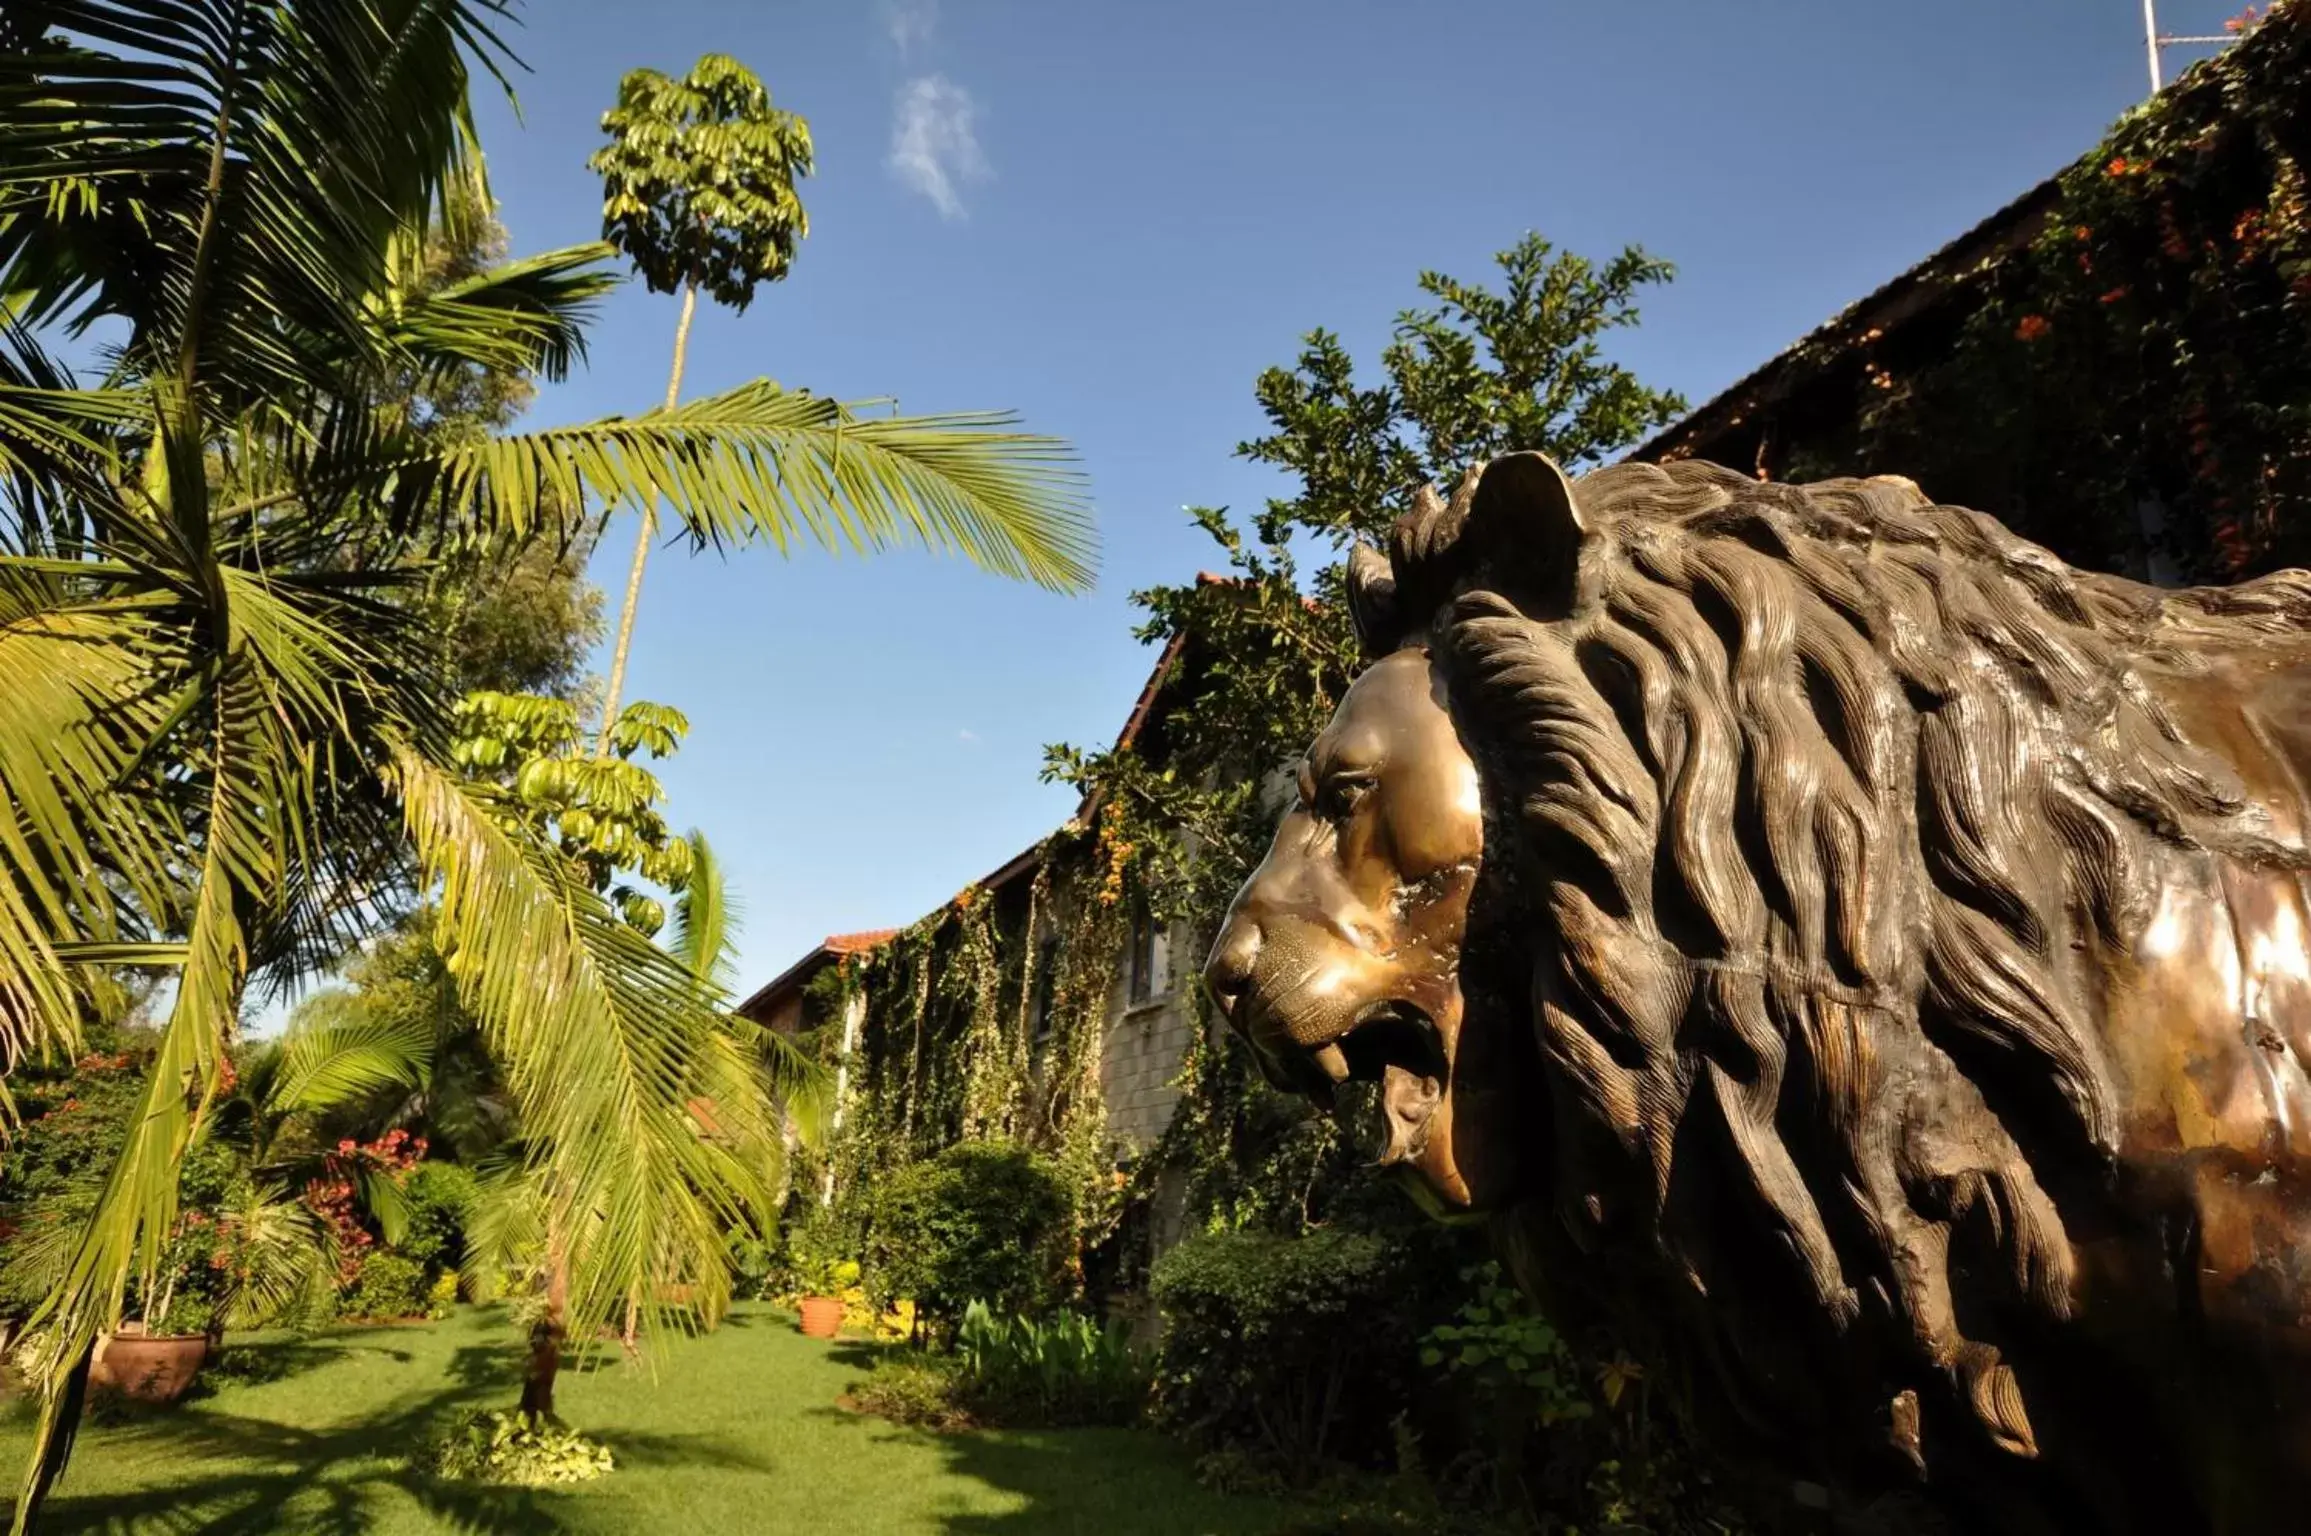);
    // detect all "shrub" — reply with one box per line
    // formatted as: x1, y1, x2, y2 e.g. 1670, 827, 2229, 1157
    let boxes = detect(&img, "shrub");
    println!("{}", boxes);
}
428, 1410, 613, 1486
342, 1252, 430, 1321
861, 1141, 1071, 1325
398, 1162, 476, 1275
954, 1300, 1150, 1427
1149, 1227, 1421, 1477
847, 1351, 973, 1431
